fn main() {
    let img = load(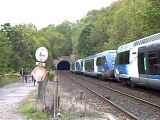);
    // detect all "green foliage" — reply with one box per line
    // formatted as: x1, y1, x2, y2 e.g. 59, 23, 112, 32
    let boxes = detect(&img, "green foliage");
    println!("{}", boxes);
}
71, 22, 85, 56
1, 0, 160, 73
0, 75, 19, 87
0, 32, 12, 72
20, 105, 48, 119
48, 70, 55, 81
12, 24, 38, 69
77, 23, 94, 57
142, 0, 160, 35
56, 20, 73, 56
0, 23, 39, 71
90, 7, 114, 52
71, 0, 160, 56
38, 22, 73, 60
19, 90, 48, 120
21, 105, 37, 113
